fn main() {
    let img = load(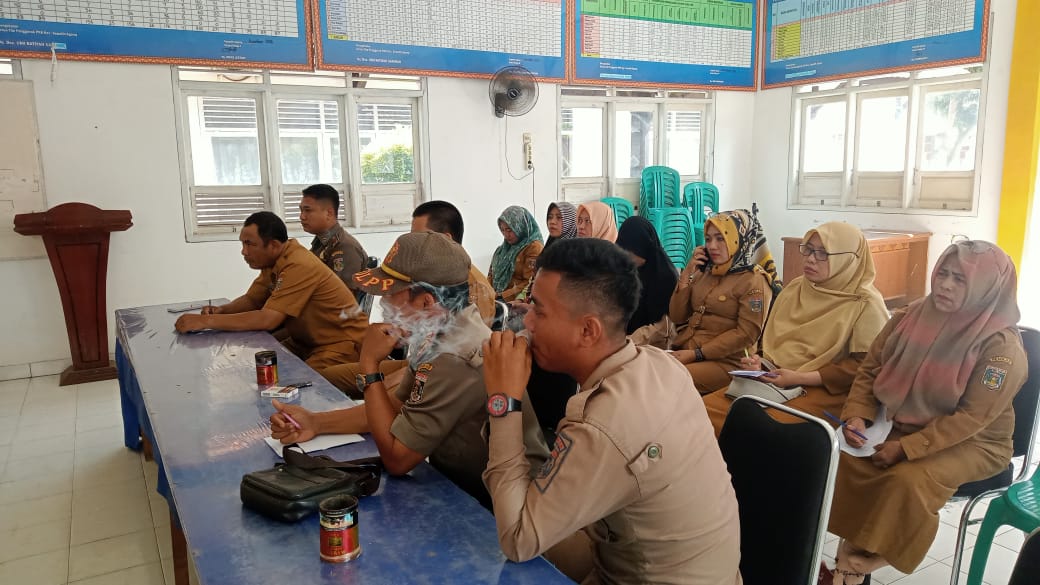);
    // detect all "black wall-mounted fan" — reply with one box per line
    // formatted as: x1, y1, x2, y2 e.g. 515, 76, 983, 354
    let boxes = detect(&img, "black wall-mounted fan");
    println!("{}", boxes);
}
489, 66, 538, 118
